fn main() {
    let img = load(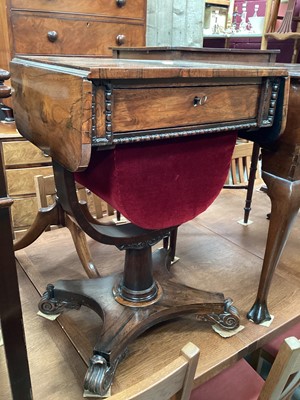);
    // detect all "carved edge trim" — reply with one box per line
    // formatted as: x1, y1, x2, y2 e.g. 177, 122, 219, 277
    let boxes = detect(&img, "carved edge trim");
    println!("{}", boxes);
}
105, 83, 113, 144
93, 122, 257, 146
116, 231, 170, 250
260, 77, 281, 127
